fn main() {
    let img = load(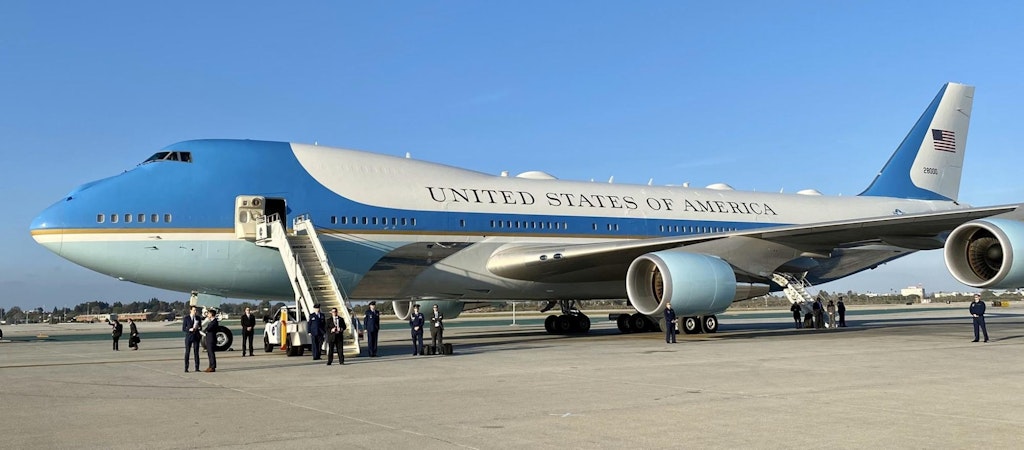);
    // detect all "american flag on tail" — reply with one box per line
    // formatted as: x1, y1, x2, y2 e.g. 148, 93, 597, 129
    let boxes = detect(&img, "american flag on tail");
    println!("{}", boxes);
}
932, 129, 956, 152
